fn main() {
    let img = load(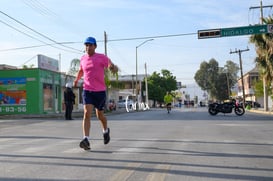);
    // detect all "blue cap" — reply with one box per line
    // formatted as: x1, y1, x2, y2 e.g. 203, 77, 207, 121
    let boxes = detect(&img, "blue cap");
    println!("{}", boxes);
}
84, 37, 97, 45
